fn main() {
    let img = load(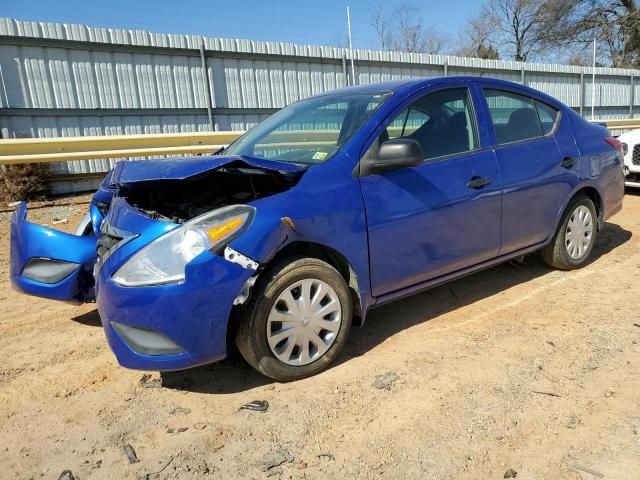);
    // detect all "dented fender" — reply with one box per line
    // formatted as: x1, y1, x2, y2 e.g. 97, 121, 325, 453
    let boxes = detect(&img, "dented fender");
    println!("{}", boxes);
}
227, 161, 374, 319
